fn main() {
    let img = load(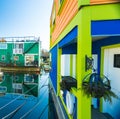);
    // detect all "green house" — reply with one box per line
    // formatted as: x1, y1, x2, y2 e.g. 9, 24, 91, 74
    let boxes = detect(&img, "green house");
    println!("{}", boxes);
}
0, 37, 41, 97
